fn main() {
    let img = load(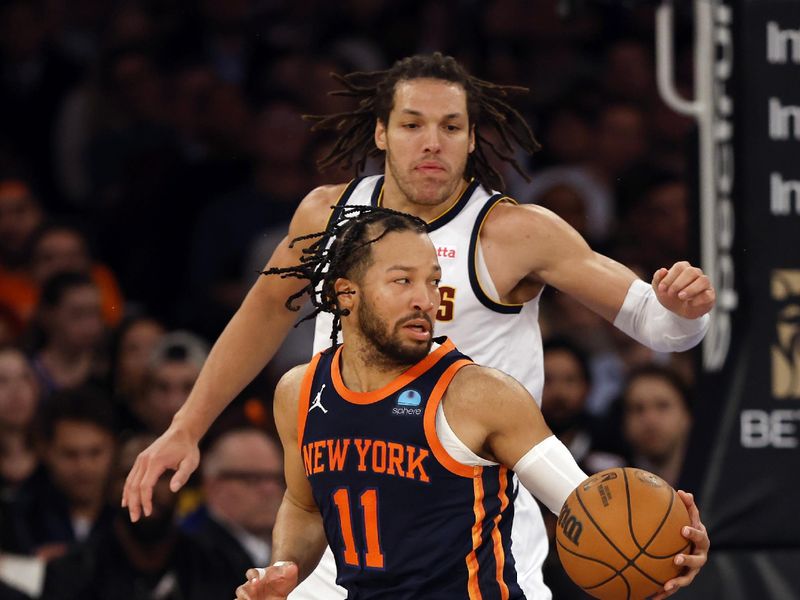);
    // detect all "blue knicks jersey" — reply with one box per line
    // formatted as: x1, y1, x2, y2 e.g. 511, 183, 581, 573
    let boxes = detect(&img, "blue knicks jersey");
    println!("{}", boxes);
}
298, 338, 524, 600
